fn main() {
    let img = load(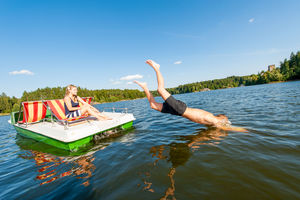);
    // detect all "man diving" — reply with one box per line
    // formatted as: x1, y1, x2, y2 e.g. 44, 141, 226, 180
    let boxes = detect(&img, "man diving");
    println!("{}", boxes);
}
134, 60, 248, 132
